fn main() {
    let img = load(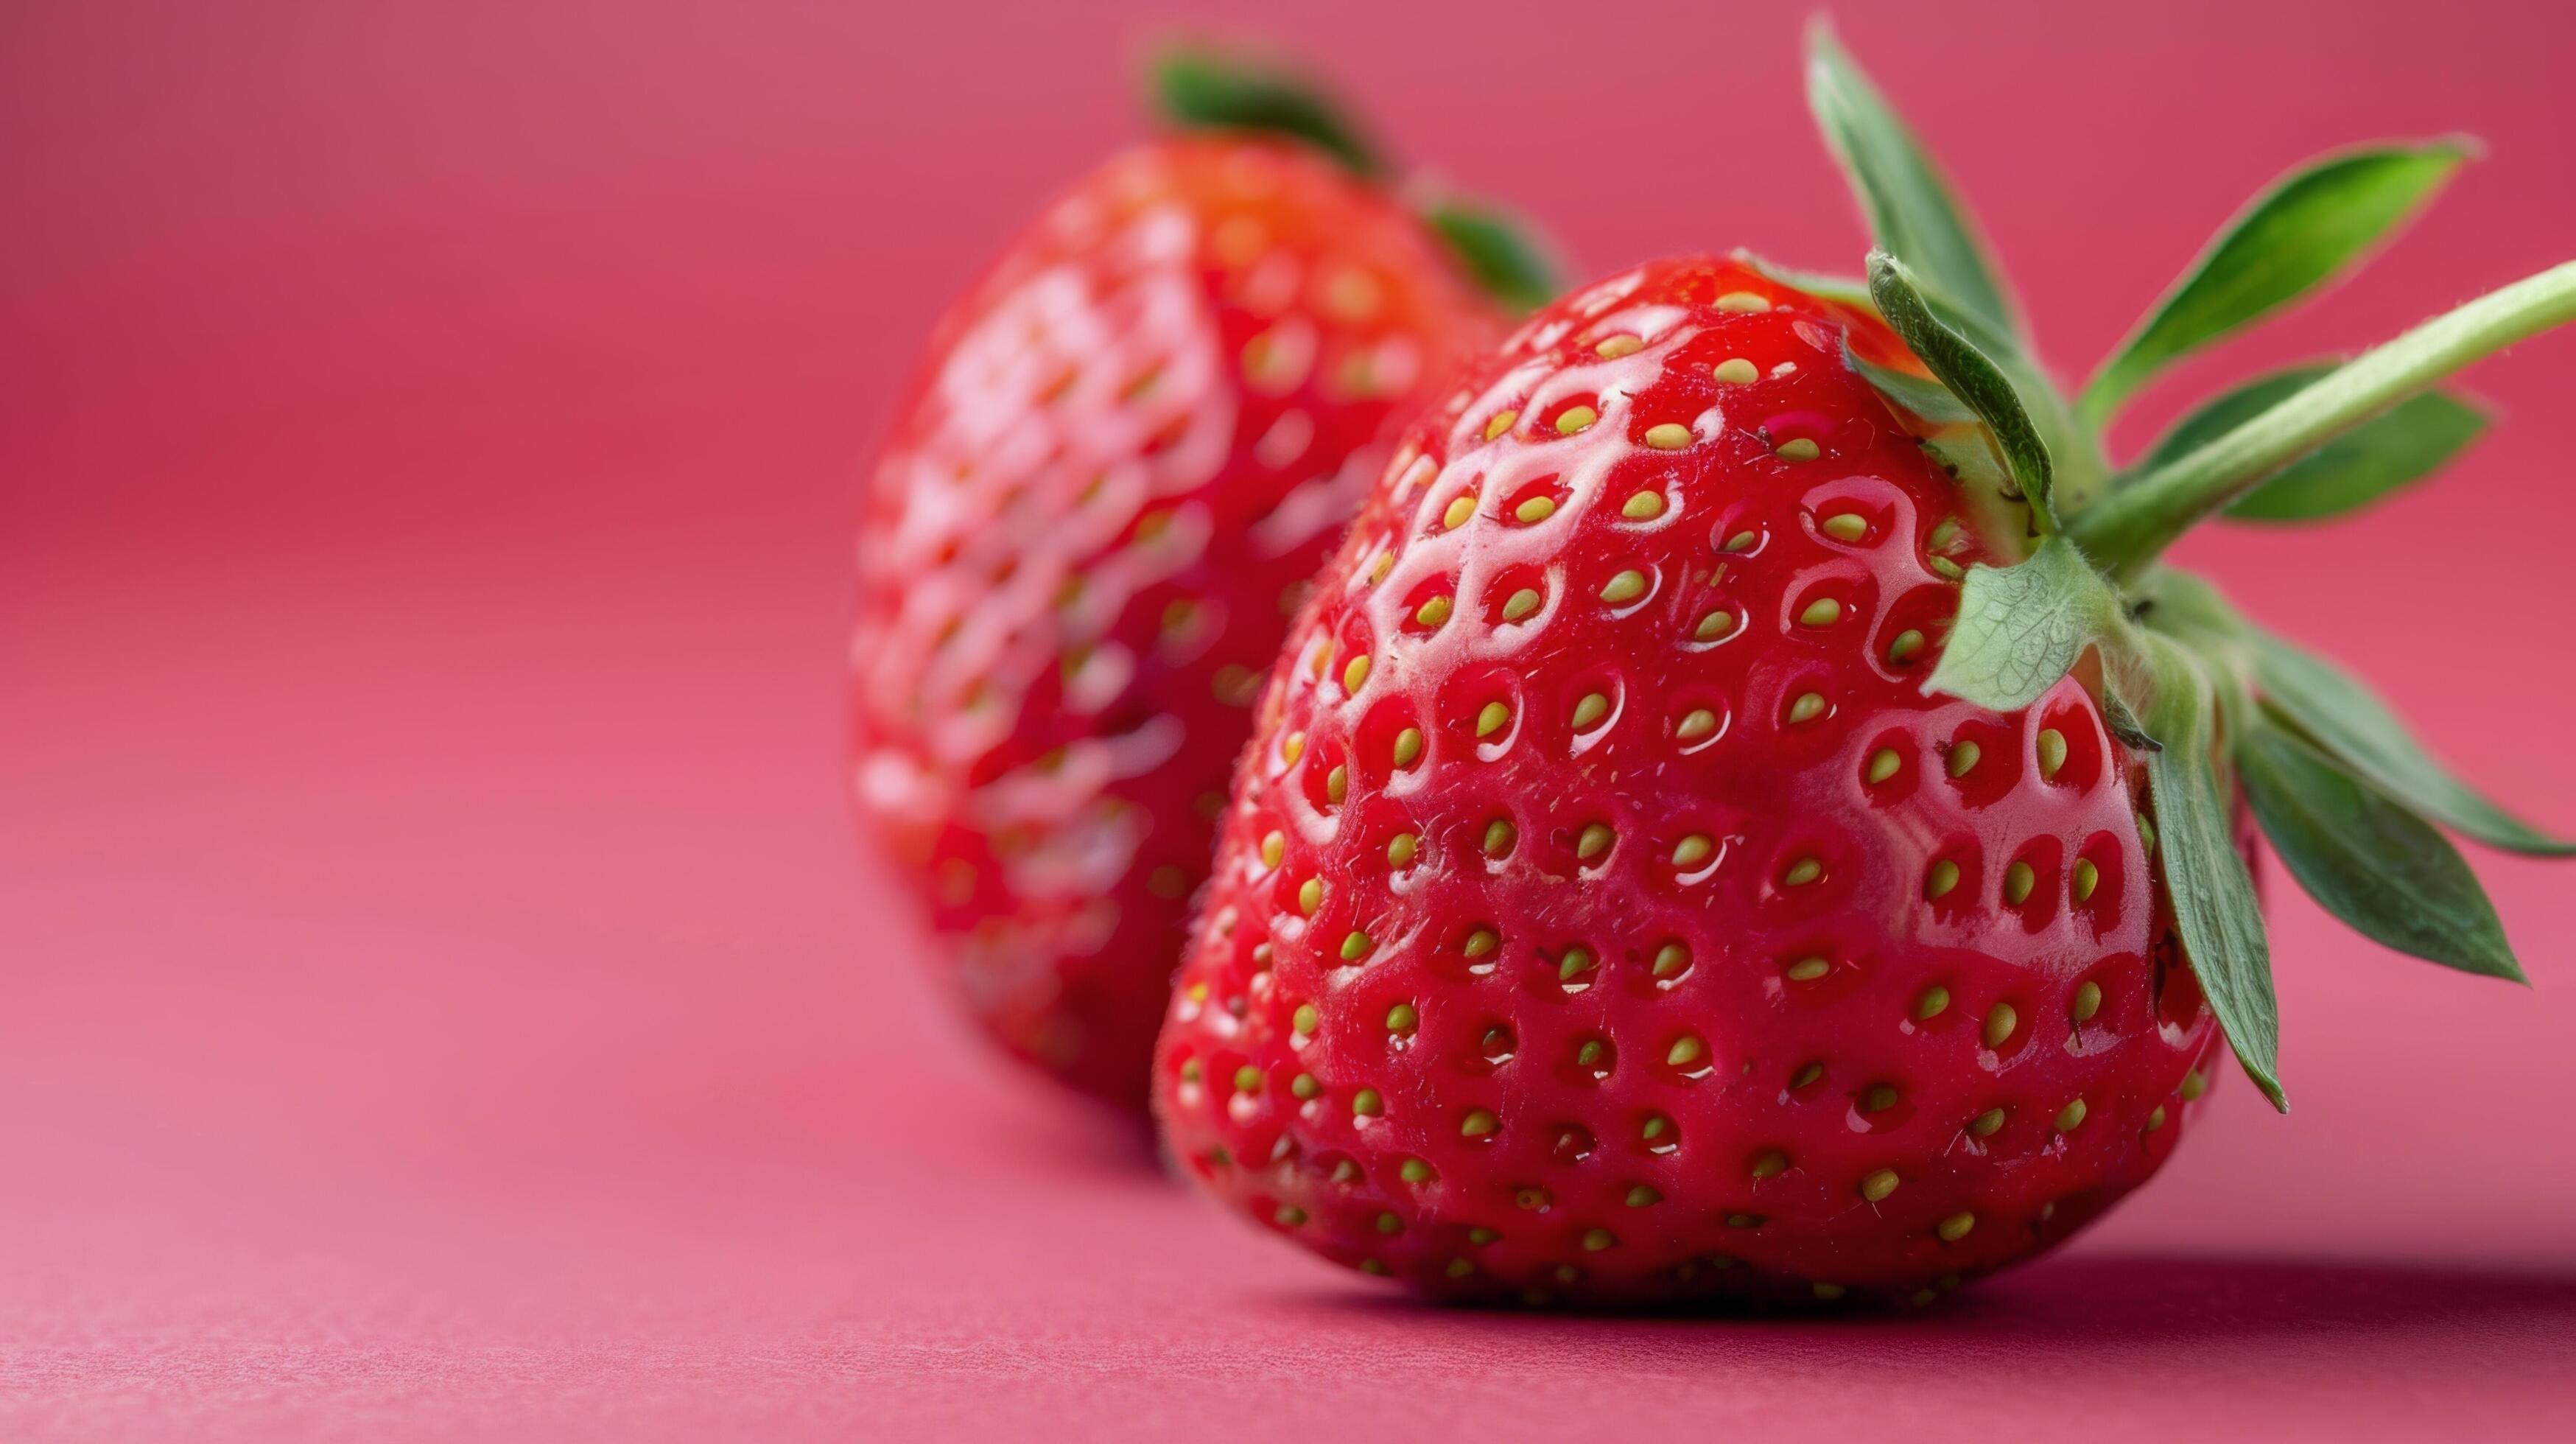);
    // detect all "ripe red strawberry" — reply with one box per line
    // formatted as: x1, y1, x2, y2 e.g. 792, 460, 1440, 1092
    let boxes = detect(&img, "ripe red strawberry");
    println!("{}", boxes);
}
1154, 24, 2575, 1303
853, 52, 1554, 1106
